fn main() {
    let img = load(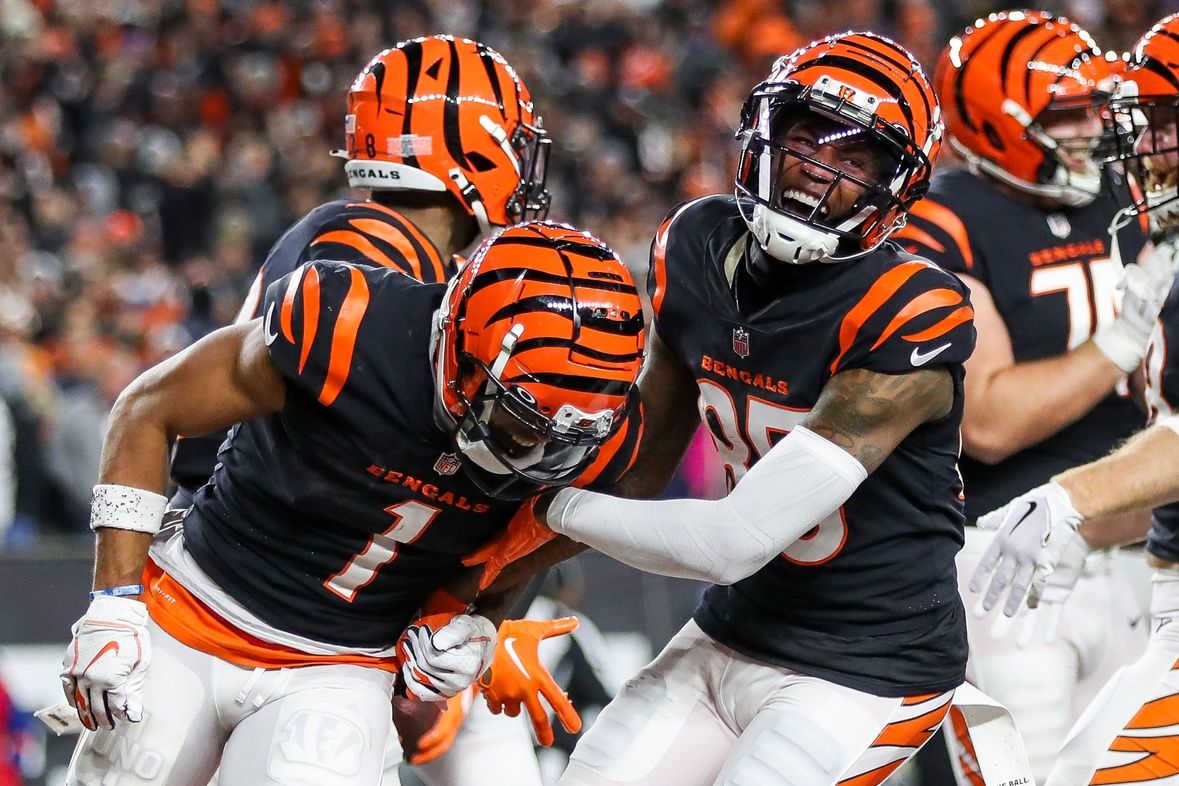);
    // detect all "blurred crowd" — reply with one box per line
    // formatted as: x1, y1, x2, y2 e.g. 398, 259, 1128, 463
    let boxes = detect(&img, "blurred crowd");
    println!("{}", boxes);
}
0, 0, 1171, 545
